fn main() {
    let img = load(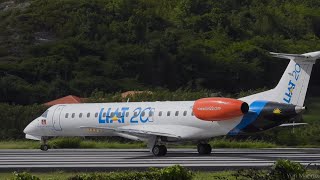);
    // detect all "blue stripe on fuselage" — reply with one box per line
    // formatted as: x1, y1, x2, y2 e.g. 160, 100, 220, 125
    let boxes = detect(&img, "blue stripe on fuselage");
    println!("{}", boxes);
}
227, 101, 268, 135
